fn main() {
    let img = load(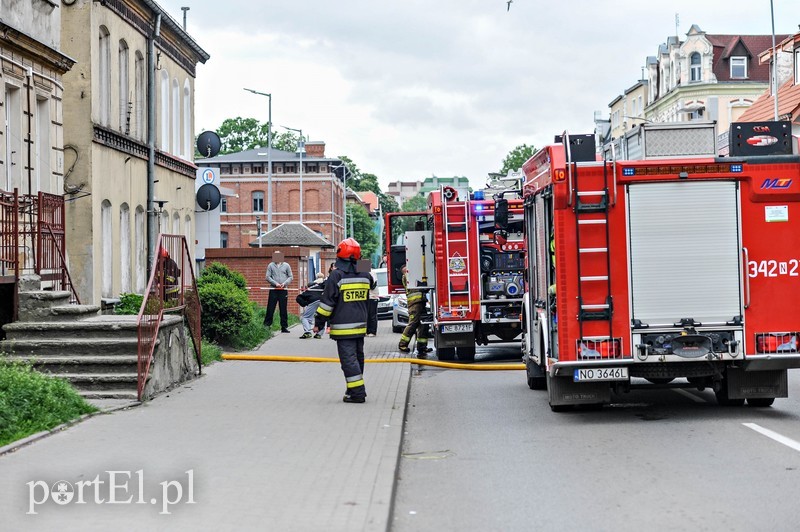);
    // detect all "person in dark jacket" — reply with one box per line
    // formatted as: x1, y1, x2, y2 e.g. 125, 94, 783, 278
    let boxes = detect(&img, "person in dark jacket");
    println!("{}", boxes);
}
314, 238, 376, 403
298, 272, 326, 339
